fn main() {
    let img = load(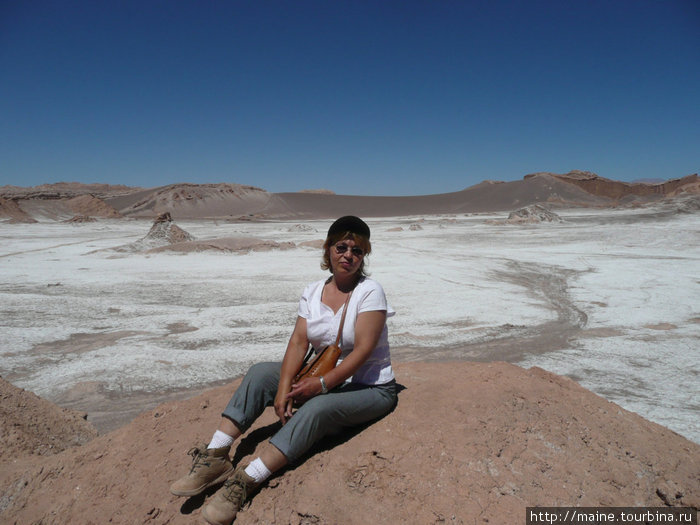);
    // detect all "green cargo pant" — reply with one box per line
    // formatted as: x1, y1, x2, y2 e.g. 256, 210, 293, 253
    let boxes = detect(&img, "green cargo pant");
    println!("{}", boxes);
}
222, 361, 397, 463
